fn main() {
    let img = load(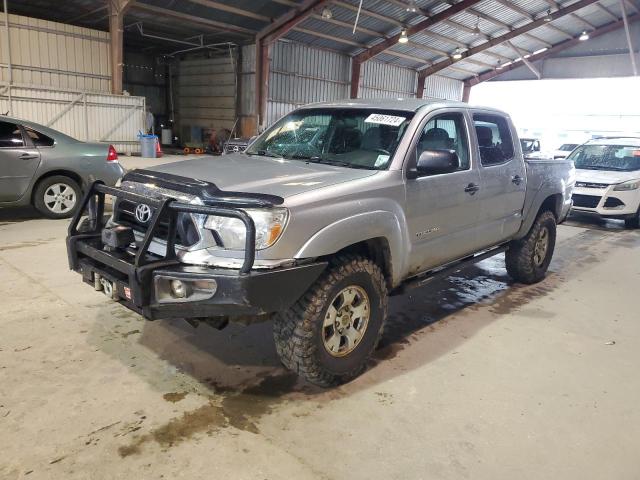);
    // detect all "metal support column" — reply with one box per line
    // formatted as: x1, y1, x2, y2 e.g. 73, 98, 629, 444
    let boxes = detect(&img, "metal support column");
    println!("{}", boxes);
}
3, 0, 12, 114
620, 0, 638, 76
350, 60, 361, 99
